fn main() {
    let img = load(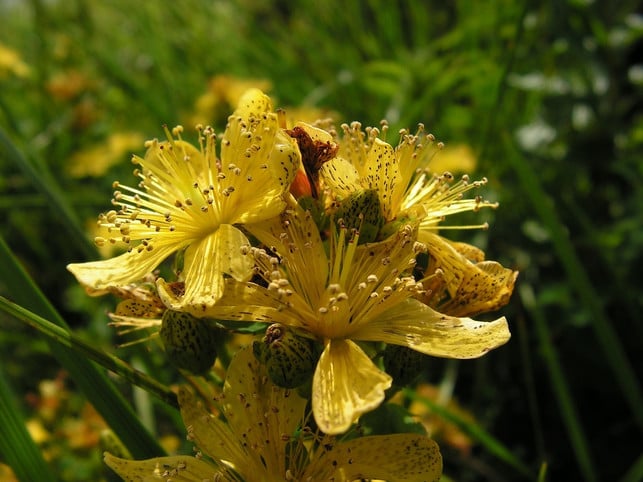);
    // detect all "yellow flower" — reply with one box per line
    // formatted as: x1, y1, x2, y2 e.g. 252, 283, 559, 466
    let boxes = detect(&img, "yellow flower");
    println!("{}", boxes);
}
197, 201, 511, 434
104, 345, 443, 482
68, 132, 146, 178
319, 121, 496, 232
67, 89, 301, 310
317, 121, 518, 316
